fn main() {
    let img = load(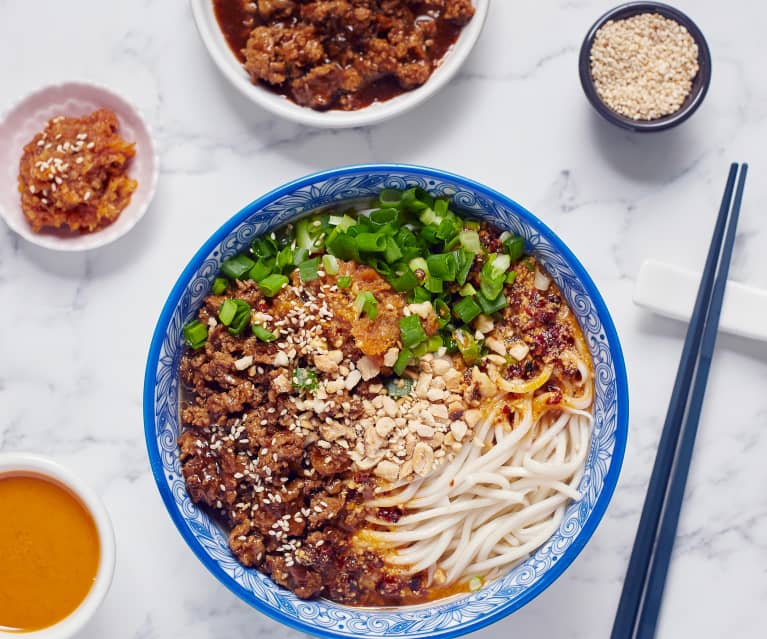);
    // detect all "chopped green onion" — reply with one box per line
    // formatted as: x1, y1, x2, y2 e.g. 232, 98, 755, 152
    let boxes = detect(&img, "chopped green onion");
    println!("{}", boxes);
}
296, 219, 319, 253
401, 187, 432, 212
434, 198, 449, 217
419, 207, 442, 226
424, 275, 443, 293
337, 275, 352, 289
219, 299, 251, 335
385, 376, 413, 397
354, 291, 379, 320
476, 290, 508, 315
276, 246, 294, 272
490, 253, 512, 277
322, 254, 339, 275
408, 256, 428, 273
436, 217, 460, 241
506, 270, 518, 285
453, 297, 482, 324
291, 367, 318, 393
252, 325, 277, 342
212, 277, 228, 295
525, 258, 535, 272
258, 273, 288, 297
292, 246, 309, 266
251, 236, 278, 259
399, 315, 427, 348
378, 189, 403, 208
384, 237, 403, 264
298, 257, 320, 282
433, 298, 450, 327
456, 249, 474, 285
388, 268, 419, 292
183, 320, 208, 349
426, 253, 457, 281
248, 258, 274, 282
357, 232, 387, 253
459, 230, 481, 254
459, 282, 477, 297
426, 334, 443, 352
326, 232, 359, 261
221, 254, 255, 279
455, 328, 480, 364
465, 220, 481, 231
369, 208, 399, 228
393, 347, 412, 376
412, 341, 429, 358
218, 299, 237, 326
503, 236, 526, 262
410, 287, 431, 303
